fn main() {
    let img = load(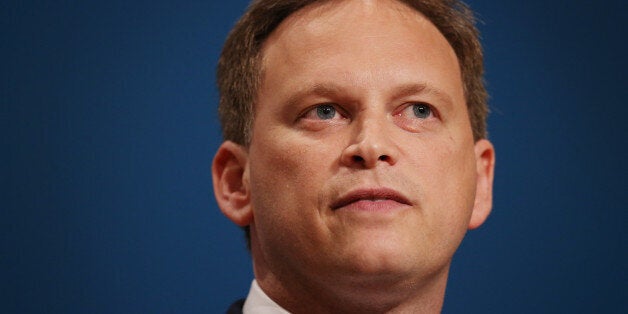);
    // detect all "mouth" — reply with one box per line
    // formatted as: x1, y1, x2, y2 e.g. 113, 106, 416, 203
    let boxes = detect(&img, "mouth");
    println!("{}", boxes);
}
330, 187, 411, 211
